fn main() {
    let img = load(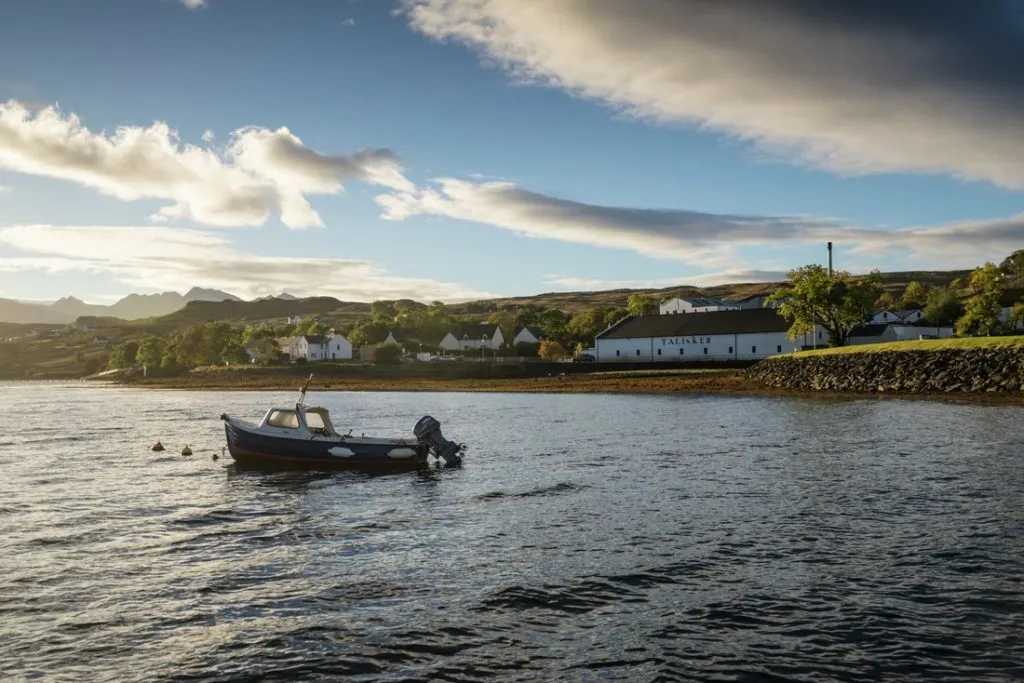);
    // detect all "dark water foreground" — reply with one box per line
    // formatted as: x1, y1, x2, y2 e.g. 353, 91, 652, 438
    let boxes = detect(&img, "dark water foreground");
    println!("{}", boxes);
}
1, 384, 1022, 682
